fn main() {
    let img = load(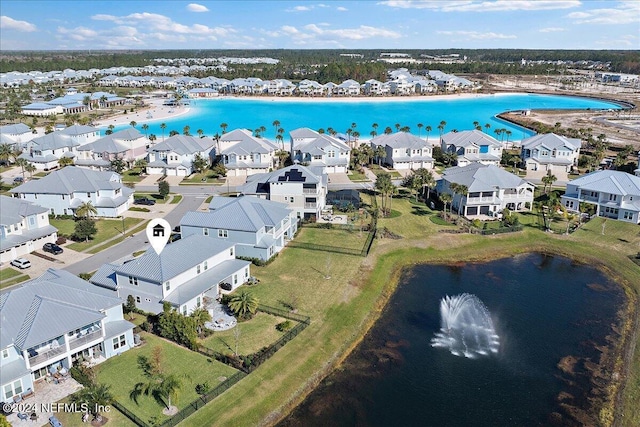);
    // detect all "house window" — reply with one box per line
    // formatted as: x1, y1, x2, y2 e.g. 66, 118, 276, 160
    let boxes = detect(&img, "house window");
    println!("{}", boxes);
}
196, 297, 201, 308
4, 384, 13, 399
136, 296, 141, 303
233, 274, 238, 285
87, 192, 91, 197
218, 229, 228, 238
165, 281, 170, 291
204, 261, 208, 270
62, 195, 65, 200
609, 194, 617, 201
182, 305, 187, 315
203, 228, 209, 236
1, 349, 8, 359
113, 334, 126, 350
245, 267, 249, 278
197, 265, 201, 274
13, 380, 22, 396
623, 211, 633, 220
230, 247, 234, 256
129, 276, 138, 286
